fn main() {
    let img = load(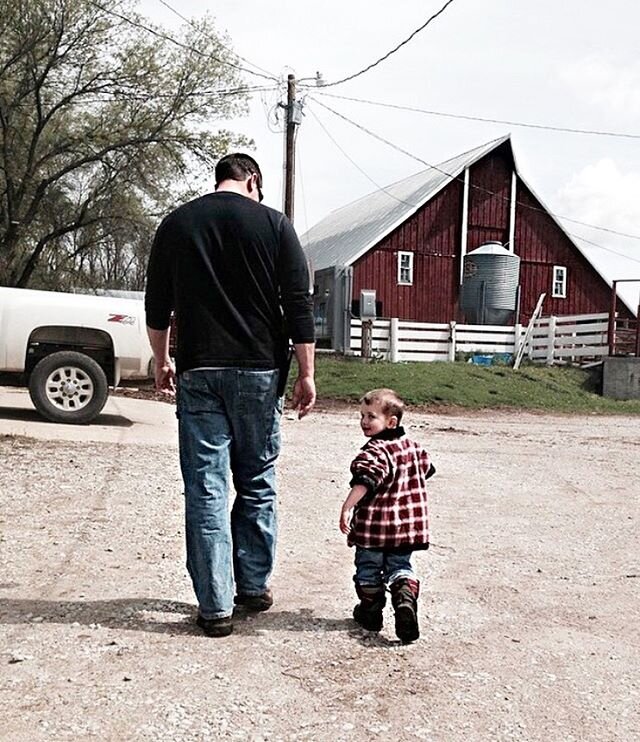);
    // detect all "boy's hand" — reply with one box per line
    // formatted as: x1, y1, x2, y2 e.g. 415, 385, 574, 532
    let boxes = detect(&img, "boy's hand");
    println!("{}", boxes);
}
339, 506, 352, 535
340, 485, 367, 535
